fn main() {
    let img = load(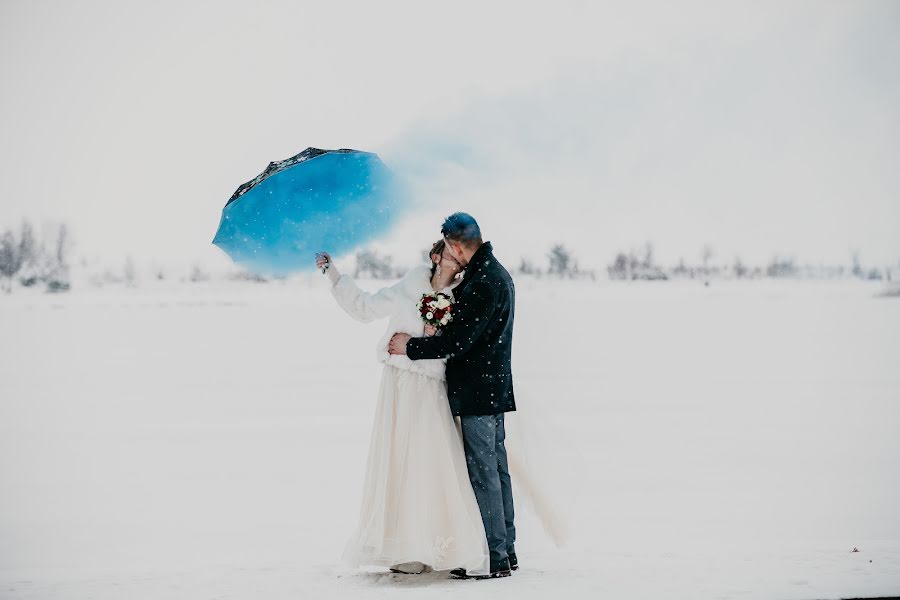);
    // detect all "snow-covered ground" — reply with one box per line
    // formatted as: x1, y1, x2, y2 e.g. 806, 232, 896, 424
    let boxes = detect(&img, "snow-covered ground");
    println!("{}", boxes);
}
1, 277, 899, 599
